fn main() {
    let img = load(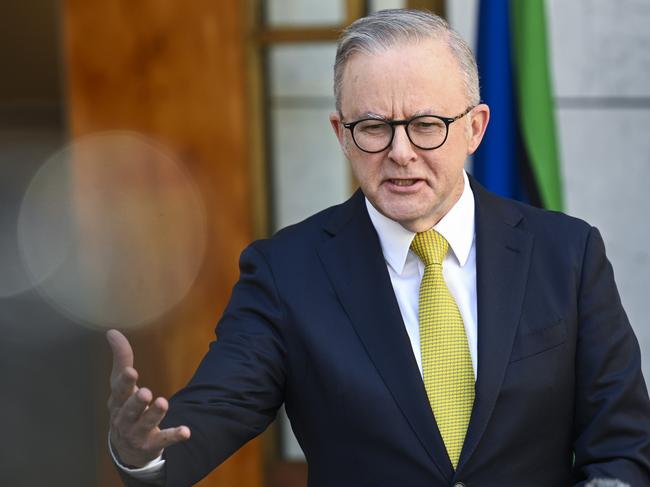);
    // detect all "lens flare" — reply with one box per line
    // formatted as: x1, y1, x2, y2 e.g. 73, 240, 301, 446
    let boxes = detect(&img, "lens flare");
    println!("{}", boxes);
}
17, 131, 207, 330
